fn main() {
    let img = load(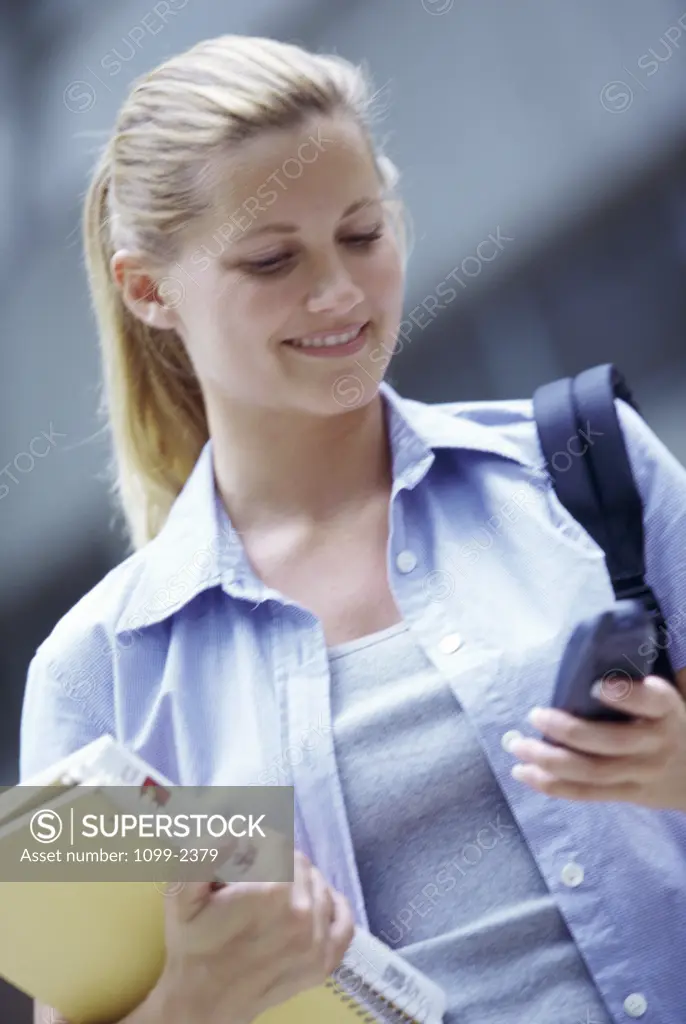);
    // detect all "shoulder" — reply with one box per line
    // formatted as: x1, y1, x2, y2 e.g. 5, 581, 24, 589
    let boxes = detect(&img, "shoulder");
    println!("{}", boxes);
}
19, 547, 160, 780
427, 392, 682, 470
613, 397, 686, 492
29, 435, 228, 690
397, 384, 684, 483
33, 547, 151, 679
613, 396, 686, 547
614, 398, 686, 671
